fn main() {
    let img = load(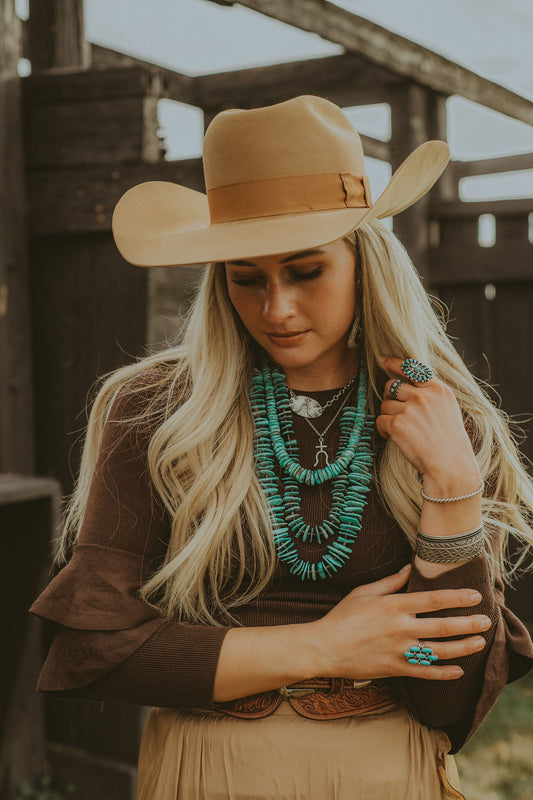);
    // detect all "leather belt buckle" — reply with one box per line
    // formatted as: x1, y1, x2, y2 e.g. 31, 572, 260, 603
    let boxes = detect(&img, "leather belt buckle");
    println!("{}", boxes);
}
278, 686, 316, 699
